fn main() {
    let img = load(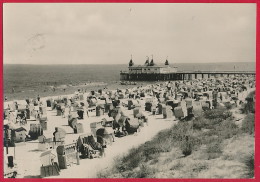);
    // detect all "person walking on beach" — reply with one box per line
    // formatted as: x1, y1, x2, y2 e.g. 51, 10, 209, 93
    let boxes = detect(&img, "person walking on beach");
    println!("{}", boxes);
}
25, 97, 30, 105
37, 95, 40, 102
85, 101, 89, 117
